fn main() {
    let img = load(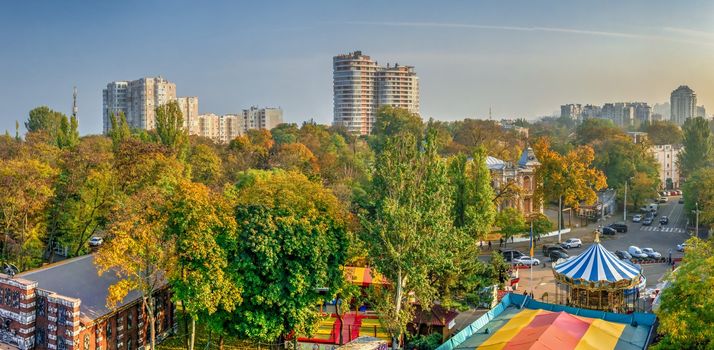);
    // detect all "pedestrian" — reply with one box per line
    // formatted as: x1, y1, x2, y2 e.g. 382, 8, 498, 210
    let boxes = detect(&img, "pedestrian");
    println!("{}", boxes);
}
511, 236, 514, 243
499, 238, 503, 247
488, 241, 492, 250
530, 291, 534, 299
668, 249, 672, 264
480, 241, 483, 249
